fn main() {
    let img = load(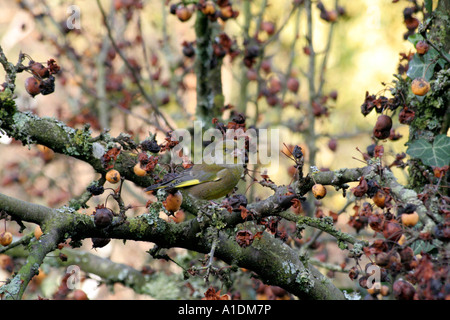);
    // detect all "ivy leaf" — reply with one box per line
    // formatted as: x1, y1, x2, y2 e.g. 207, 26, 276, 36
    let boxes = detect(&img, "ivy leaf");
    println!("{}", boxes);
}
406, 134, 450, 168
439, 52, 450, 68
406, 52, 437, 81
407, 34, 447, 69
407, 33, 424, 46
